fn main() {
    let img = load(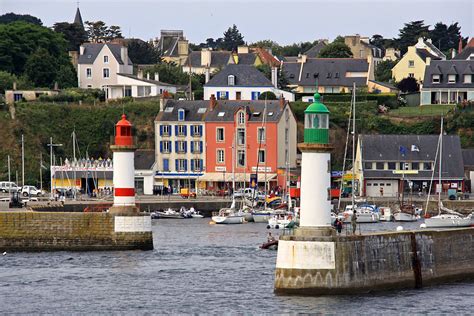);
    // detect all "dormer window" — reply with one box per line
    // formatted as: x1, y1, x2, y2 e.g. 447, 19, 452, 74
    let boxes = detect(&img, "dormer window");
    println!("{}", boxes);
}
238, 111, 245, 125
327, 73, 332, 78
464, 75, 472, 83
334, 72, 339, 78
104, 55, 109, 63
448, 74, 456, 84
228, 75, 235, 86
432, 74, 440, 84
178, 108, 185, 121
